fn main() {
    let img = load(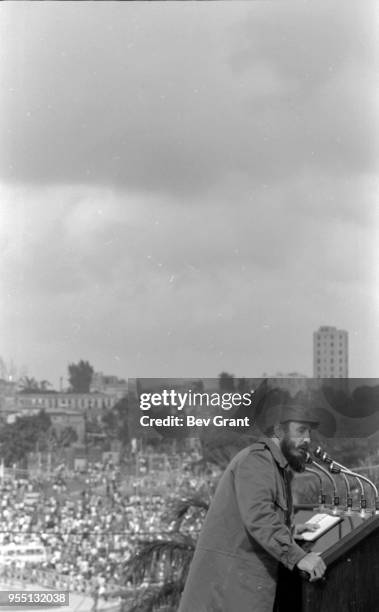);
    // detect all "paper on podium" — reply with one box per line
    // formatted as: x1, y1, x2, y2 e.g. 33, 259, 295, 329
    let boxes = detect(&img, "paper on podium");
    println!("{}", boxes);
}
298, 513, 343, 541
